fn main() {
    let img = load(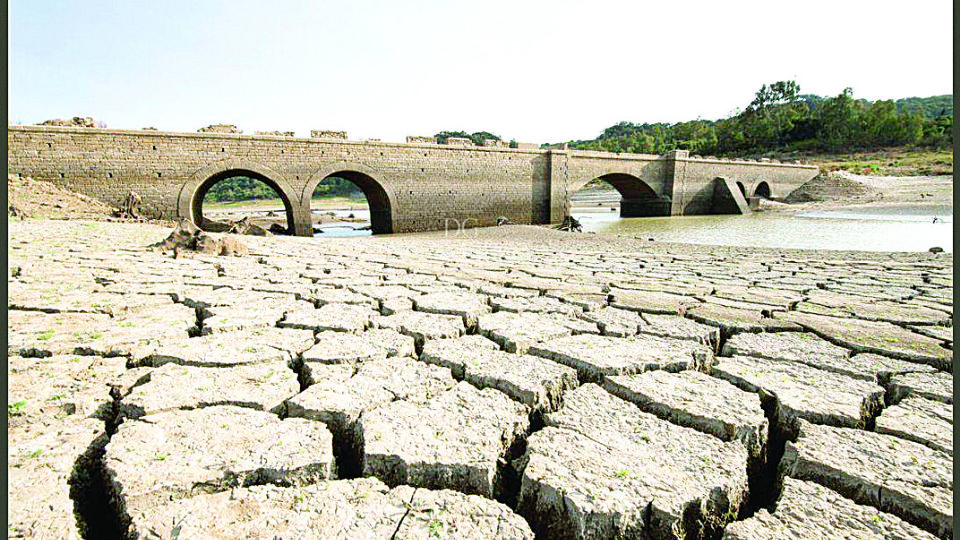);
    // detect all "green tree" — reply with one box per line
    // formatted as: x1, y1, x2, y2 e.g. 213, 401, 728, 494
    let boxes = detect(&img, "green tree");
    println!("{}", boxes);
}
817, 88, 861, 151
